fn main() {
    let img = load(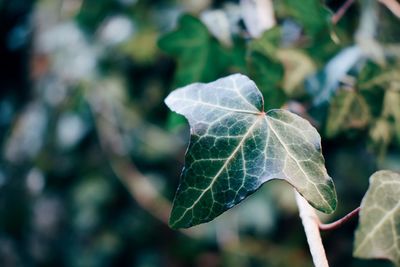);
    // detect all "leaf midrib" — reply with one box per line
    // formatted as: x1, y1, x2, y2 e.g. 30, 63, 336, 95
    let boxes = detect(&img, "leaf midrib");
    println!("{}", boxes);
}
264, 115, 332, 210
171, 115, 263, 227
